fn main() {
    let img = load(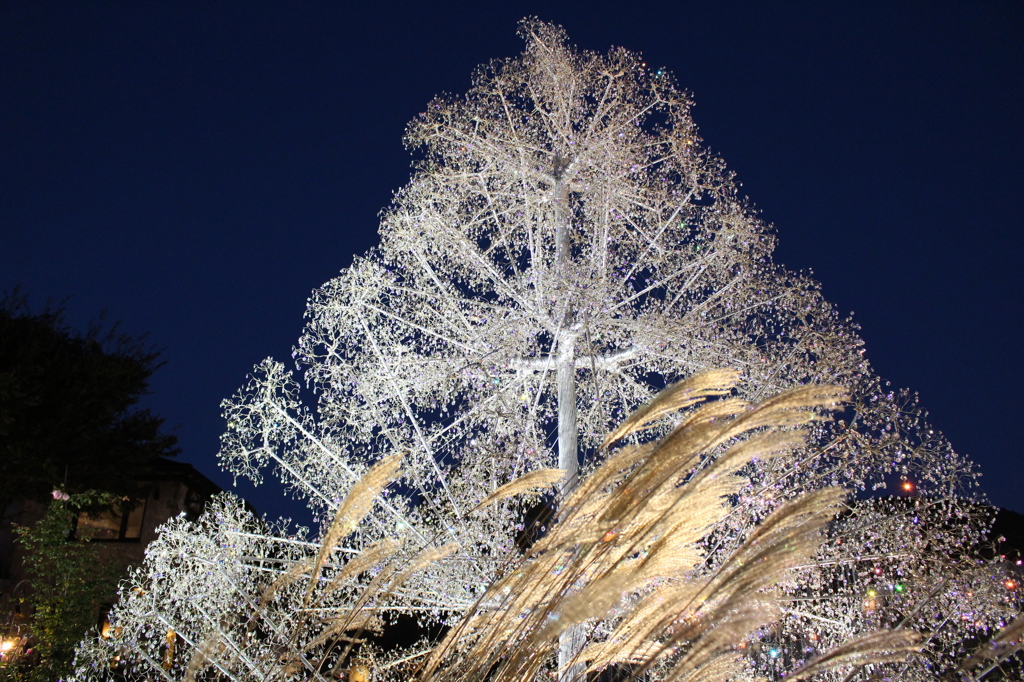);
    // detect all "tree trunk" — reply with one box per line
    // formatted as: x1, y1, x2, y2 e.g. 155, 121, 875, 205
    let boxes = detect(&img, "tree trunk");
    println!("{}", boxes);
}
556, 342, 579, 492
554, 174, 586, 682
556, 341, 585, 682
